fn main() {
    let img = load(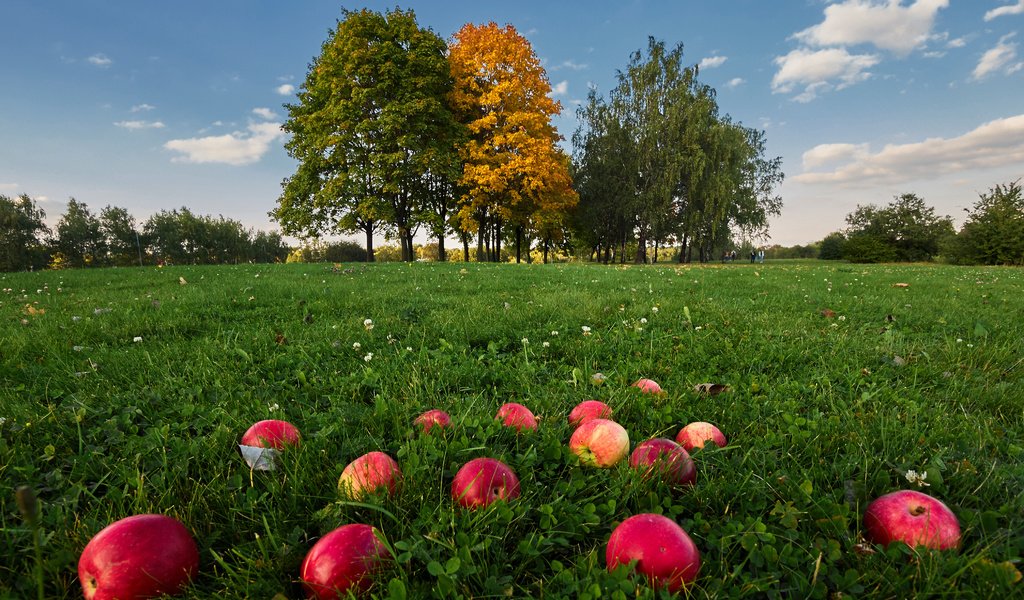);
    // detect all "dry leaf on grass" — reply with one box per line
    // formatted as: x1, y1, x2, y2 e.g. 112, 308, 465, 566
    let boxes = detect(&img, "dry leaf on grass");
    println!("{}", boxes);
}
179, 277, 188, 285
694, 383, 731, 396
892, 283, 910, 288
821, 309, 836, 318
